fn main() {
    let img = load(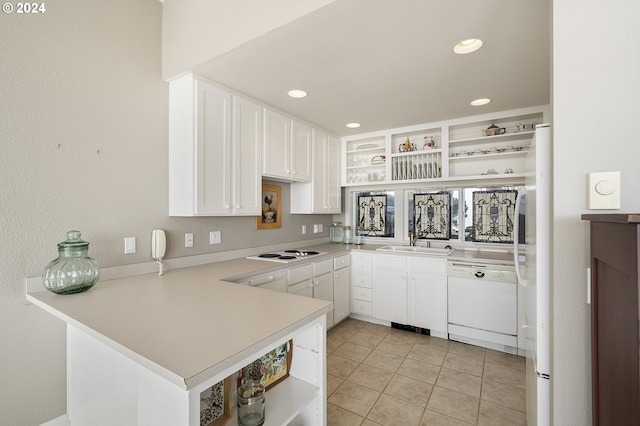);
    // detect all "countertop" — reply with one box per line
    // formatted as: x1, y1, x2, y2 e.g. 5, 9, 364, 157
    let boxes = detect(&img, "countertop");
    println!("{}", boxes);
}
27, 242, 514, 390
227, 243, 515, 281
27, 262, 332, 390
